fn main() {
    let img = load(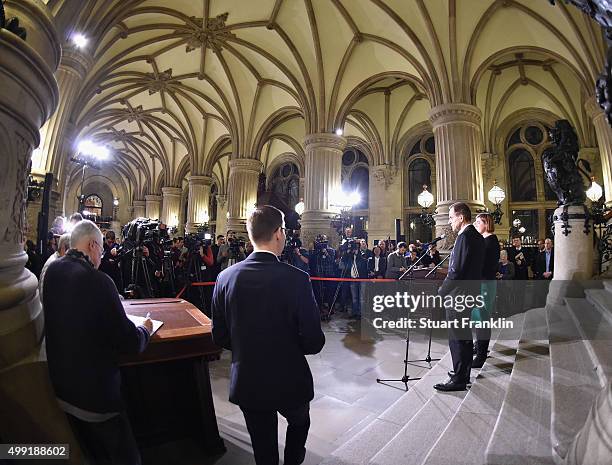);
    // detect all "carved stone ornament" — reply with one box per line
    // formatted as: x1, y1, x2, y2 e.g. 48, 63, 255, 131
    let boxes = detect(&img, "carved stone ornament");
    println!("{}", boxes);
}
373, 164, 398, 190
182, 12, 236, 54
145, 68, 178, 95
542, 120, 591, 206
216, 194, 227, 209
